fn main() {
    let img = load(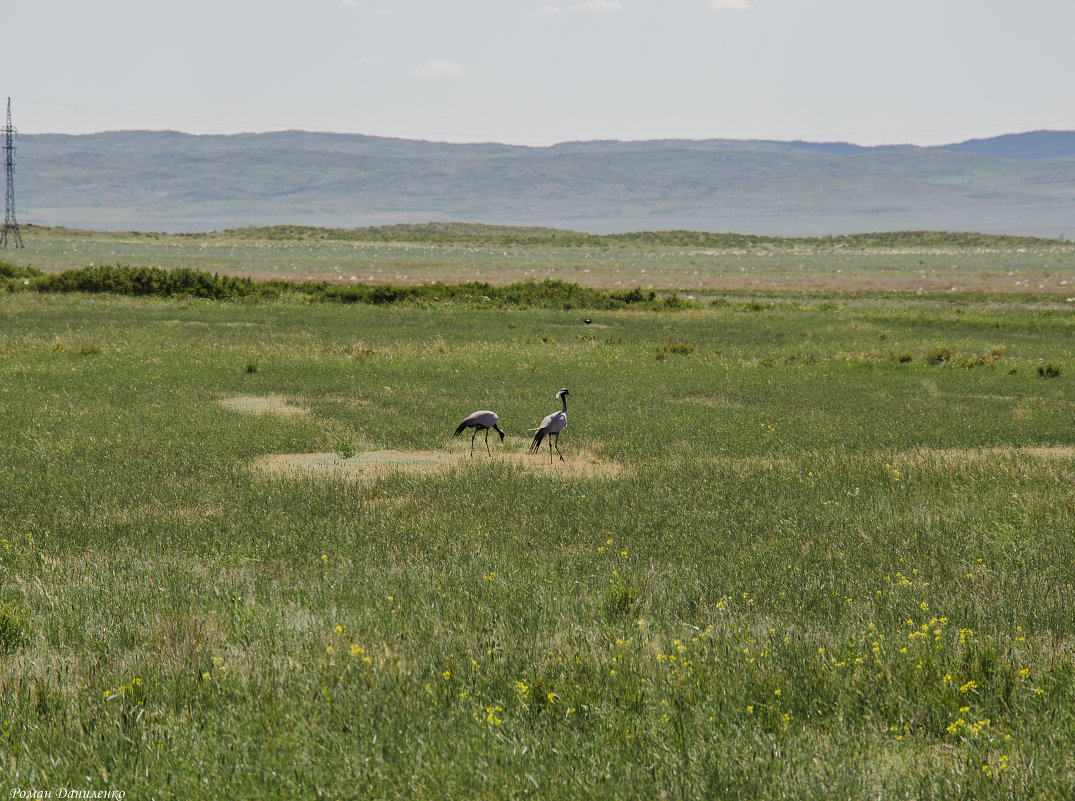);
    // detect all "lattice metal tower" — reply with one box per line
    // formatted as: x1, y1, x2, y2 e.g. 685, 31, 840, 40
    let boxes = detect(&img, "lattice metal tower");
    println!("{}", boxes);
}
2, 97, 24, 248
